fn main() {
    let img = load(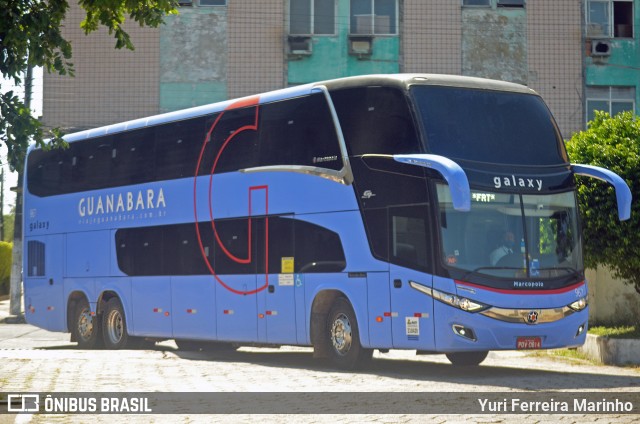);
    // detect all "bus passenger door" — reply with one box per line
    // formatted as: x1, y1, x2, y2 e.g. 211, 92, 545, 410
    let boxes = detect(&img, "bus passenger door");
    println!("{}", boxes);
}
24, 235, 65, 332
214, 217, 258, 342
388, 206, 435, 350
257, 216, 297, 344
